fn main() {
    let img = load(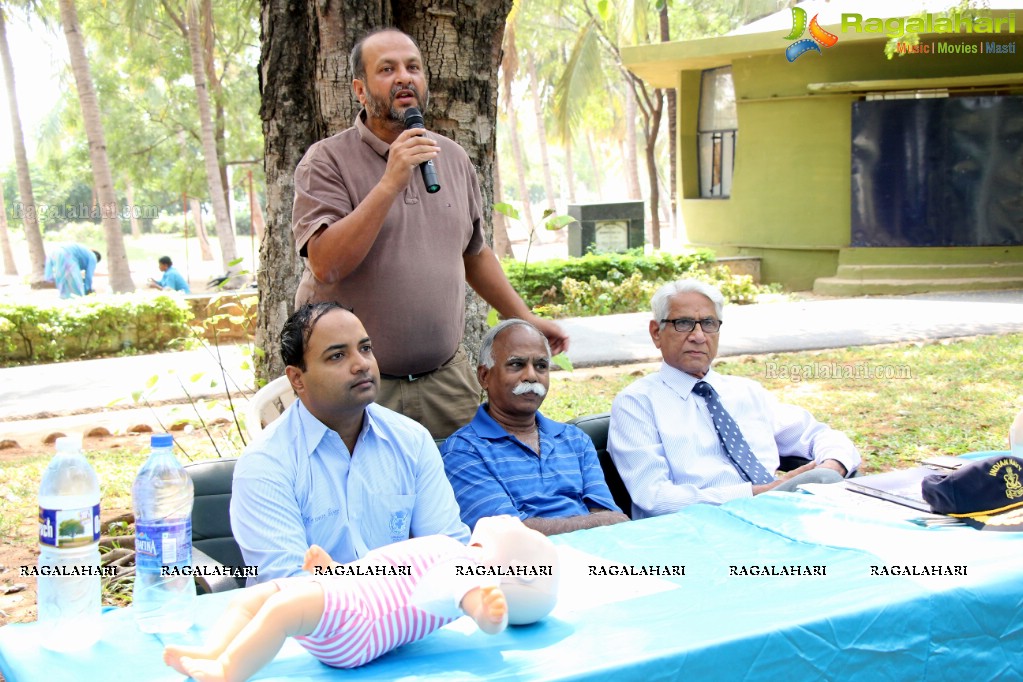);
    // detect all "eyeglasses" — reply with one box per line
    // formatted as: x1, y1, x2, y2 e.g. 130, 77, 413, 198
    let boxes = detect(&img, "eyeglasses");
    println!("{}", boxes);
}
660, 317, 722, 334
